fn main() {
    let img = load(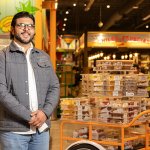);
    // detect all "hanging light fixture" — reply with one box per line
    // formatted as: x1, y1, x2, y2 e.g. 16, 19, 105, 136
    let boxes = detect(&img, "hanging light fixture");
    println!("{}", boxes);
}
98, 5, 103, 28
